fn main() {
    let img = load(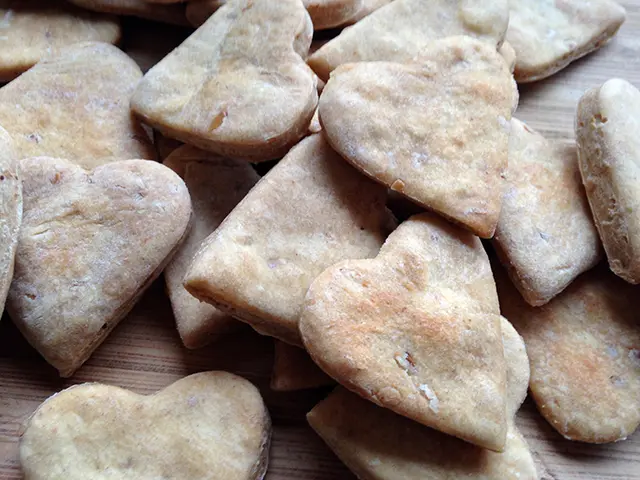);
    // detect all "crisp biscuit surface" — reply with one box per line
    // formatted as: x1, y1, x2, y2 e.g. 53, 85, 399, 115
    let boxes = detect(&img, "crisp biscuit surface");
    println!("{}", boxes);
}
300, 213, 508, 451
347, 0, 393, 23
307, 318, 536, 480
307, 0, 509, 81
184, 134, 394, 346
506, 0, 626, 83
0, 42, 155, 168
271, 341, 334, 391
499, 41, 517, 73
164, 145, 259, 349
20, 372, 271, 480
493, 119, 601, 306
319, 37, 513, 238
67, 0, 188, 25
0, 0, 120, 81
0, 127, 20, 317
7, 158, 192, 377
576, 78, 640, 284
497, 264, 640, 443
132, 0, 318, 162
